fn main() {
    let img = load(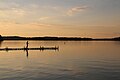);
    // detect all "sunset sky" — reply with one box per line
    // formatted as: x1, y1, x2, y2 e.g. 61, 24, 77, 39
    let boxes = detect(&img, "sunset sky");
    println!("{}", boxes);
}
0, 0, 120, 38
